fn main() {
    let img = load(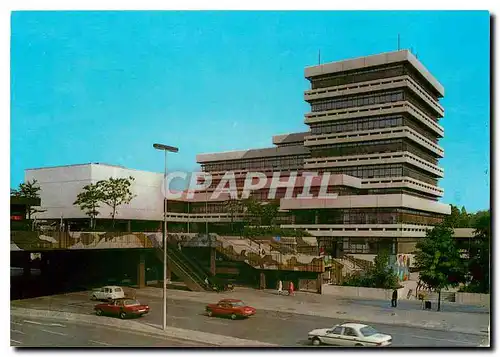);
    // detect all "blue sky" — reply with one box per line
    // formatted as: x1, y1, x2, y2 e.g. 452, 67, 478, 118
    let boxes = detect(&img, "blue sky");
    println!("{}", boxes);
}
10, 11, 490, 212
